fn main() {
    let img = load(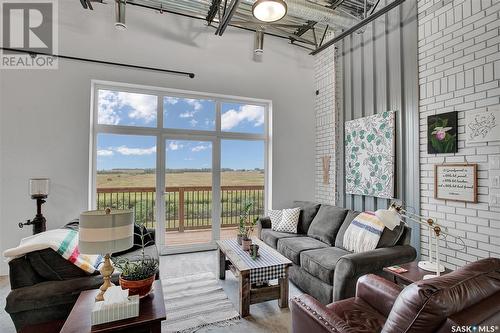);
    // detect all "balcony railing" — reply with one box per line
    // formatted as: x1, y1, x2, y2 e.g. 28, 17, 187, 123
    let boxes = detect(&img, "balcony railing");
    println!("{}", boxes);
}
96, 185, 264, 231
